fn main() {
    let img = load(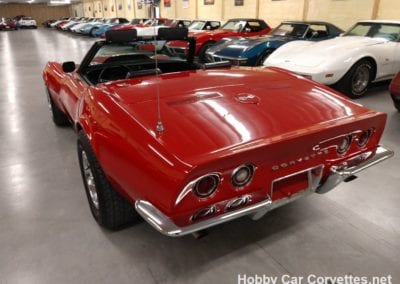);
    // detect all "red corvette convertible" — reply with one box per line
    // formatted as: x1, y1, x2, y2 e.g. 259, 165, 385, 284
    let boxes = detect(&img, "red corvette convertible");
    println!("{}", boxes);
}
389, 71, 400, 111
43, 28, 393, 237
166, 18, 271, 60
